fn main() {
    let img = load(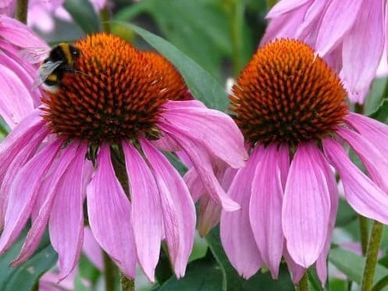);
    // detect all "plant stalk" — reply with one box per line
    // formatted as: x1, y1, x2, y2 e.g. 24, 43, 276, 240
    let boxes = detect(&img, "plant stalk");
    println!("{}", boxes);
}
103, 252, 117, 291
361, 221, 384, 291
298, 272, 309, 291
15, 0, 29, 23
121, 273, 135, 291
